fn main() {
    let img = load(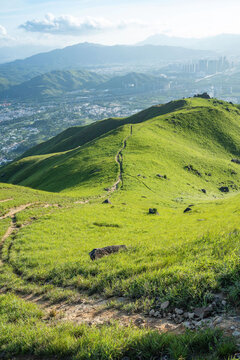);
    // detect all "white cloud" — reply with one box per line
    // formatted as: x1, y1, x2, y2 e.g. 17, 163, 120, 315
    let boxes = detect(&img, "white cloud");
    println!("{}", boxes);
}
0, 25, 7, 38
19, 13, 145, 36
